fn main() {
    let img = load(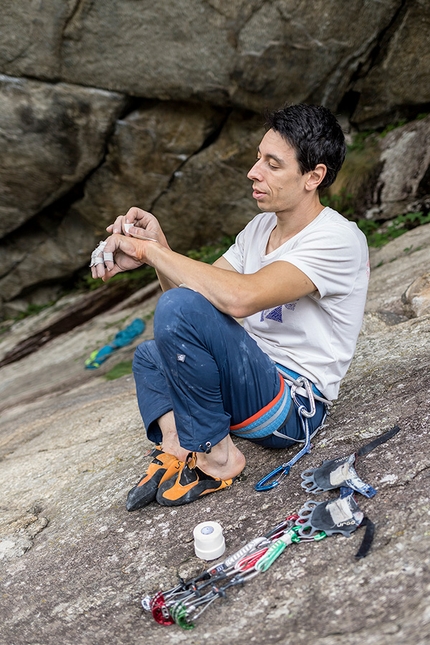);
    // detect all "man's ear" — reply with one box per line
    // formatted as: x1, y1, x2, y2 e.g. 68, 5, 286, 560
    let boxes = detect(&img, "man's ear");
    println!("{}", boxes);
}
305, 164, 327, 190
